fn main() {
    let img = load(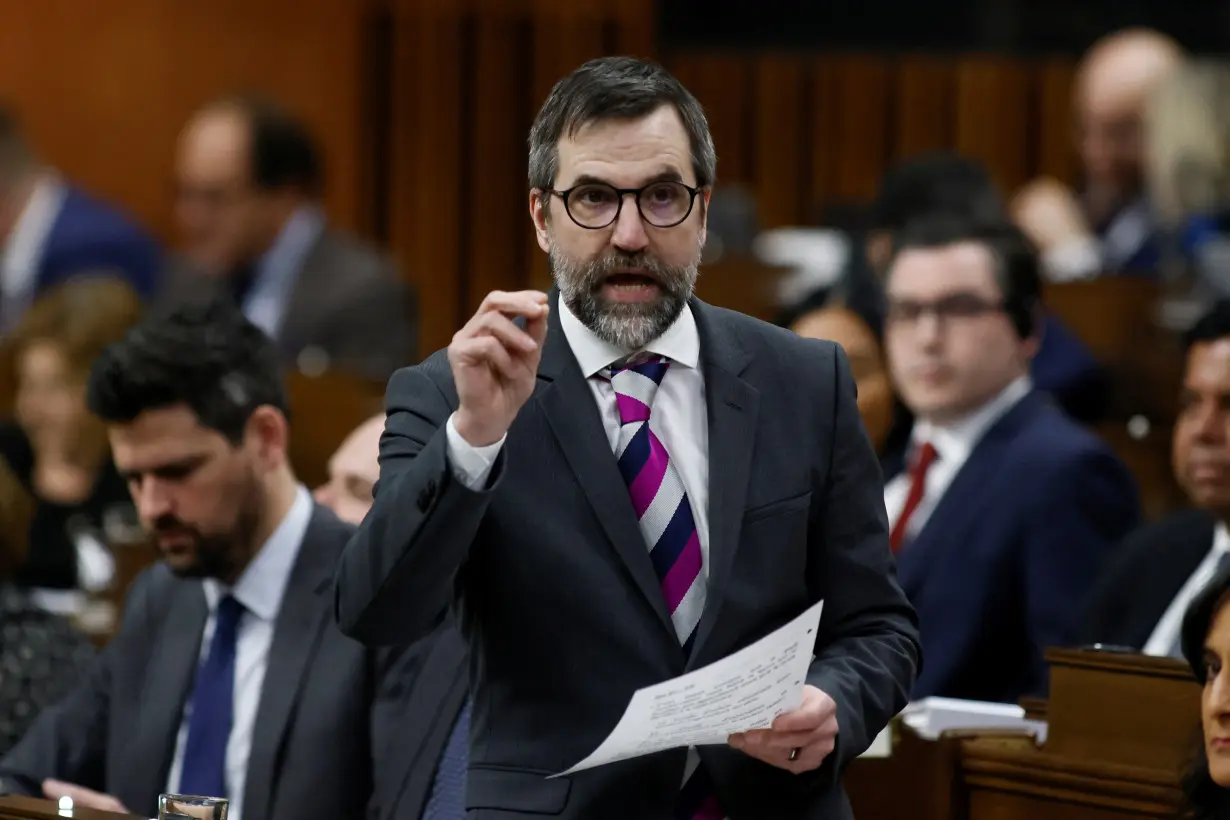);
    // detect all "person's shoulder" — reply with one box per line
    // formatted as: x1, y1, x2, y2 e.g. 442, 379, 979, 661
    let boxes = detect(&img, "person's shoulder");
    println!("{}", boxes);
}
305, 502, 359, 556
312, 229, 401, 284
387, 348, 456, 403
1121, 508, 1215, 552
